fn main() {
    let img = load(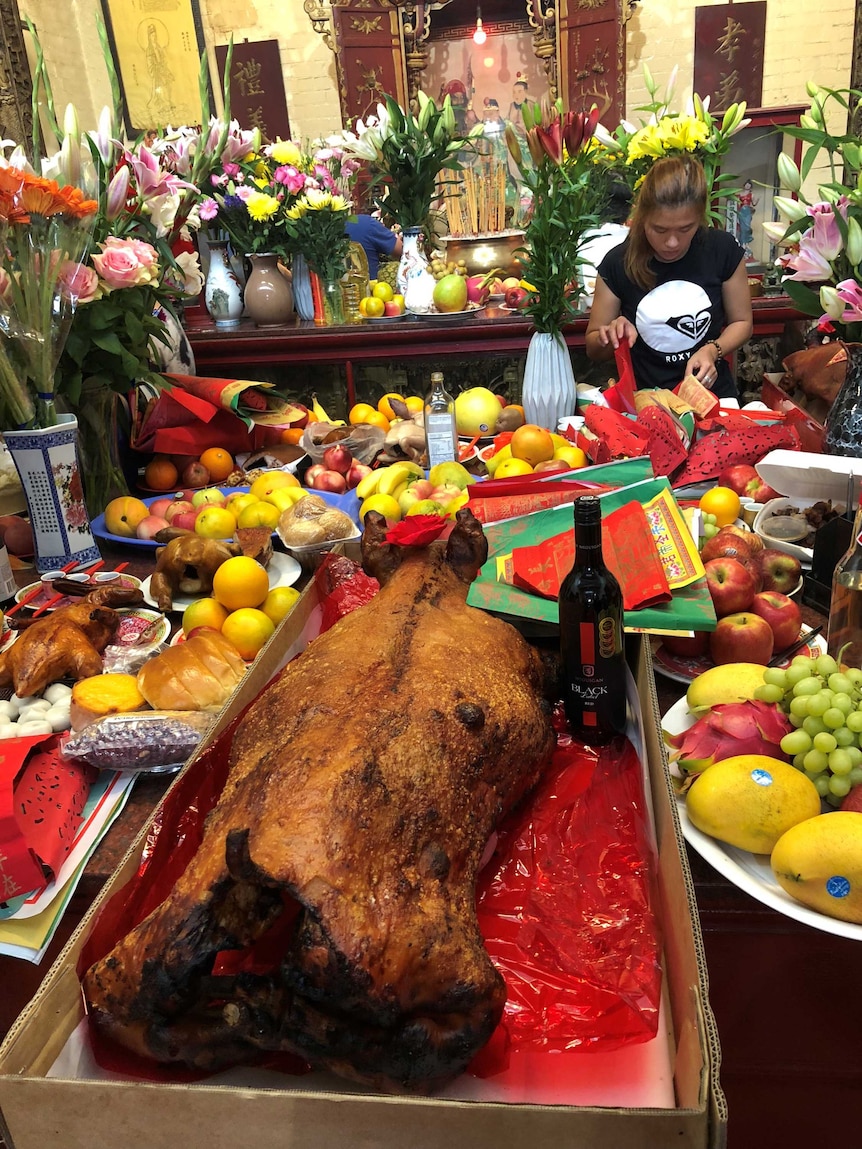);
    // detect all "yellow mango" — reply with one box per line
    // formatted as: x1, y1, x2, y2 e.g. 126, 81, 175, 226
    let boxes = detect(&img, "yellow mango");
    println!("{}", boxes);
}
686, 755, 820, 855
685, 663, 768, 714
771, 812, 862, 924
